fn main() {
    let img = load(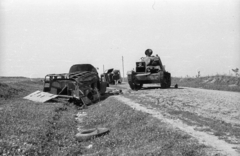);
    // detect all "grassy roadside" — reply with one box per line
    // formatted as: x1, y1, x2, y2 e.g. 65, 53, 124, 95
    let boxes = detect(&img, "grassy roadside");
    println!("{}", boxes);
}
0, 98, 82, 155
0, 78, 210, 155
0, 78, 83, 155
79, 97, 208, 156
167, 109, 240, 144
172, 75, 240, 92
